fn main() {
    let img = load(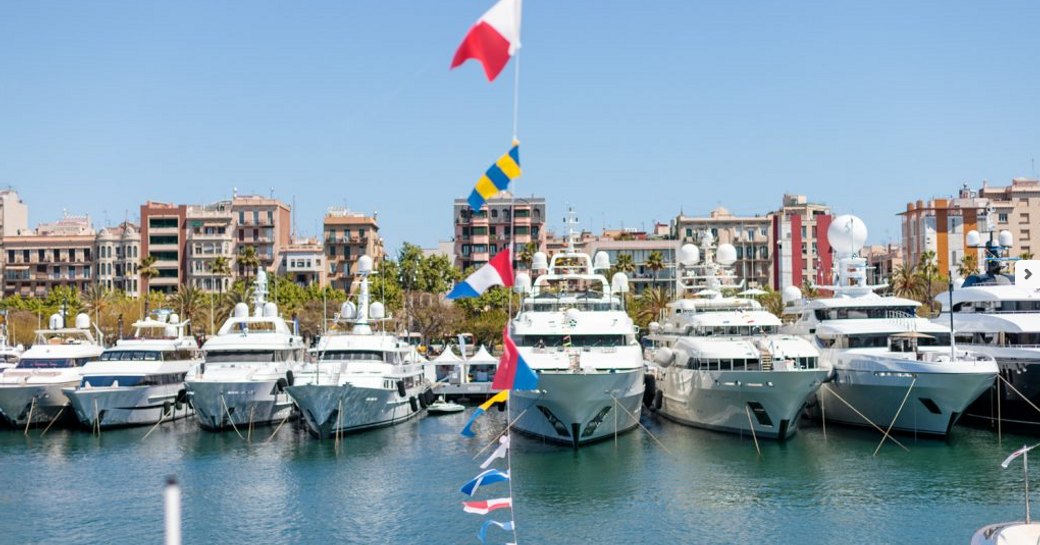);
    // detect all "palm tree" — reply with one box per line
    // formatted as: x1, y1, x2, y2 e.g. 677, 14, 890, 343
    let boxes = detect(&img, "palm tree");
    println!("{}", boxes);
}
634, 287, 670, 330
759, 287, 785, 318
138, 255, 159, 315
210, 255, 232, 295
614, 253, 636, 275
1021, 251, 1035, 260
167, 285, 204, 332
890, 264, 924, 301
800, 278, 820, 299
237, 246, 261, 283
646, 250, 665, 286
958, 253, 979, 279
917, 250, 943, 315
518, 242, 538, 269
